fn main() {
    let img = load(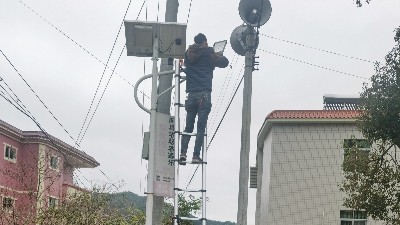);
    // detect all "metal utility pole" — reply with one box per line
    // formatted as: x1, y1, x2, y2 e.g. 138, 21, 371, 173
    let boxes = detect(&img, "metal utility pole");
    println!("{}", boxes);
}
231, 1, 271, 224
145, 37, 160, 225
158, 0, 179, 113
153, 0, 179, 224
237, 27, 254, 225
125, 20, 186, 225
